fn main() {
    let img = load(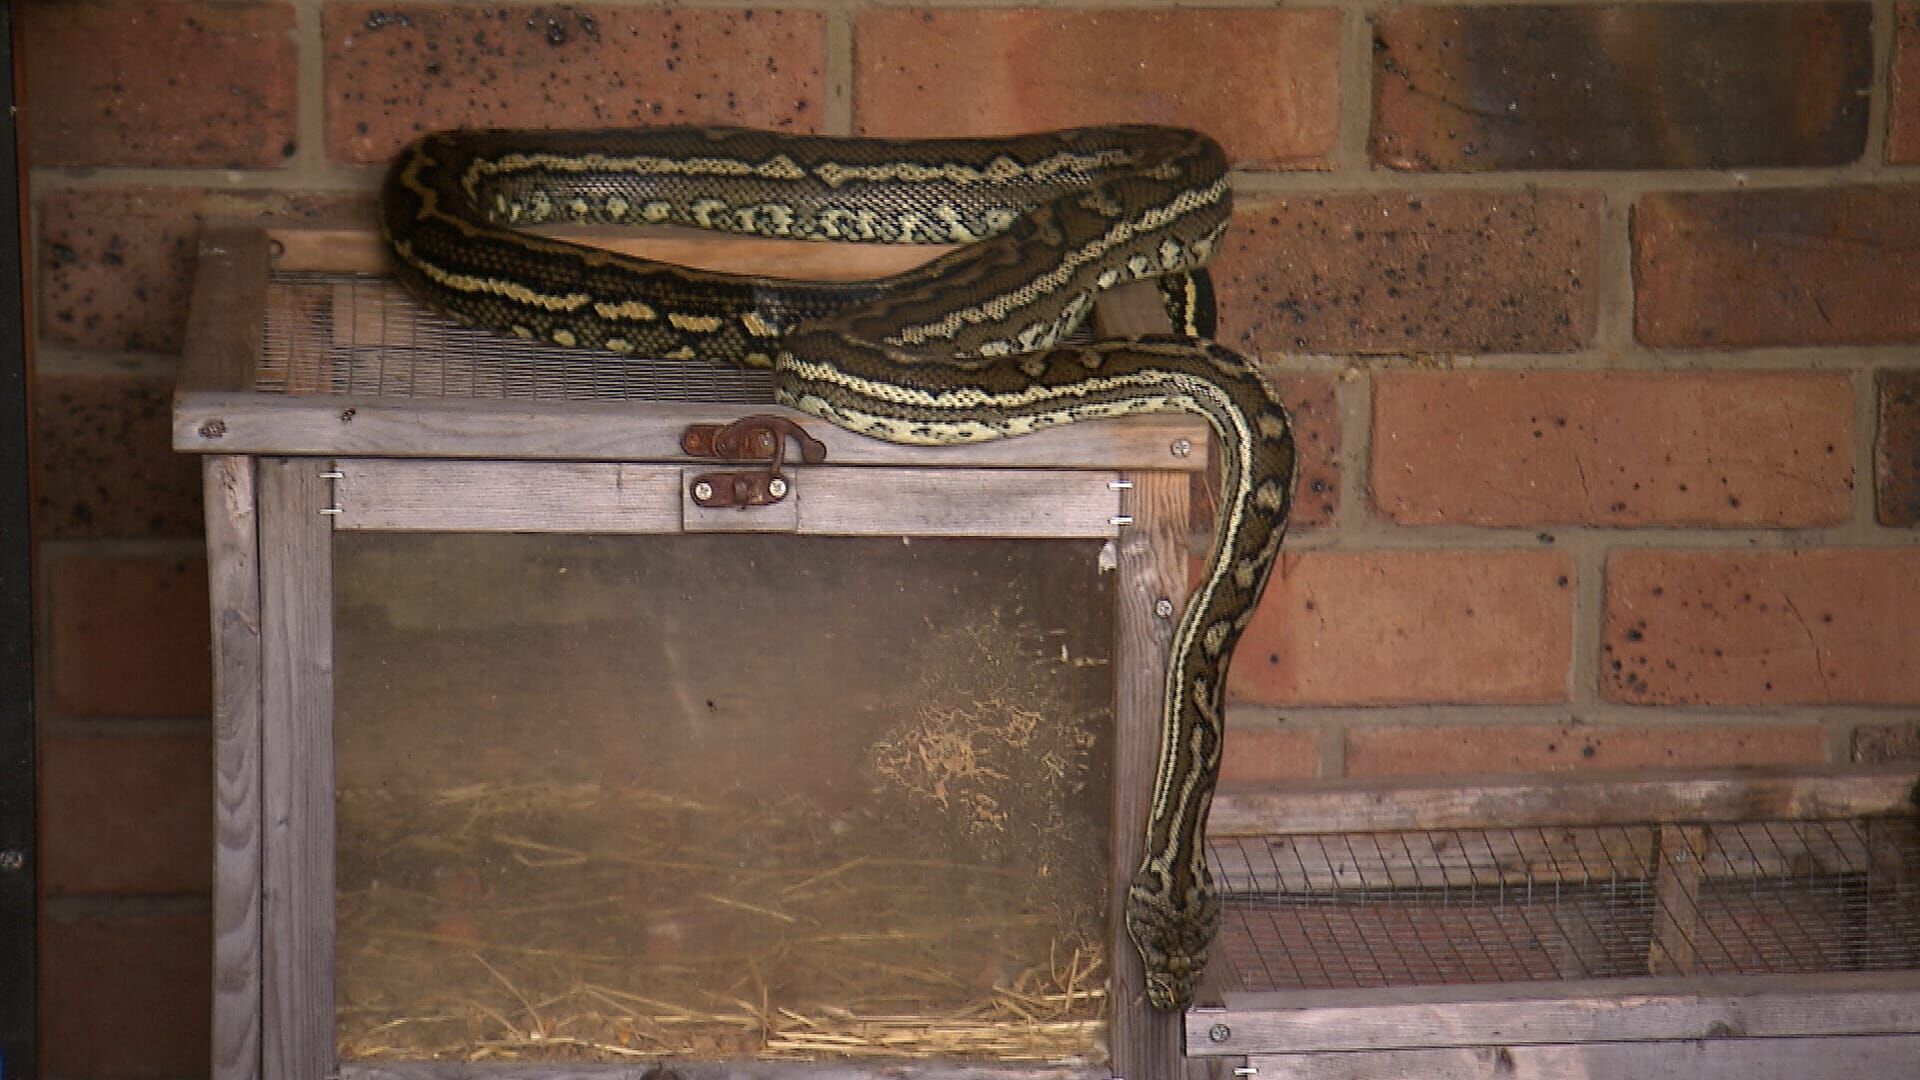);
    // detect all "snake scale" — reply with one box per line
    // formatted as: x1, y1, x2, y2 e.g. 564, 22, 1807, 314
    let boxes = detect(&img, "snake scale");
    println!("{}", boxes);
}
380, 125, 1296, 1011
